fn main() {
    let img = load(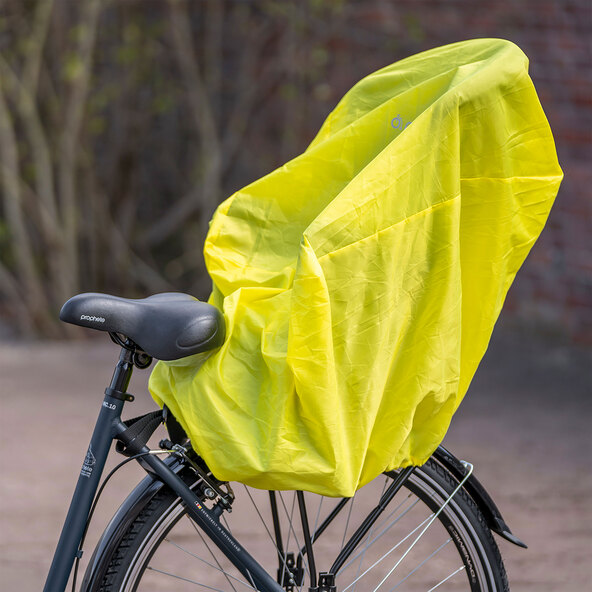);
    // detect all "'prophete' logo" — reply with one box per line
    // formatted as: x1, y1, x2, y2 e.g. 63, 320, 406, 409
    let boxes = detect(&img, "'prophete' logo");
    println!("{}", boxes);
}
391, 114, 412, 130
80, 314, 106, 323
